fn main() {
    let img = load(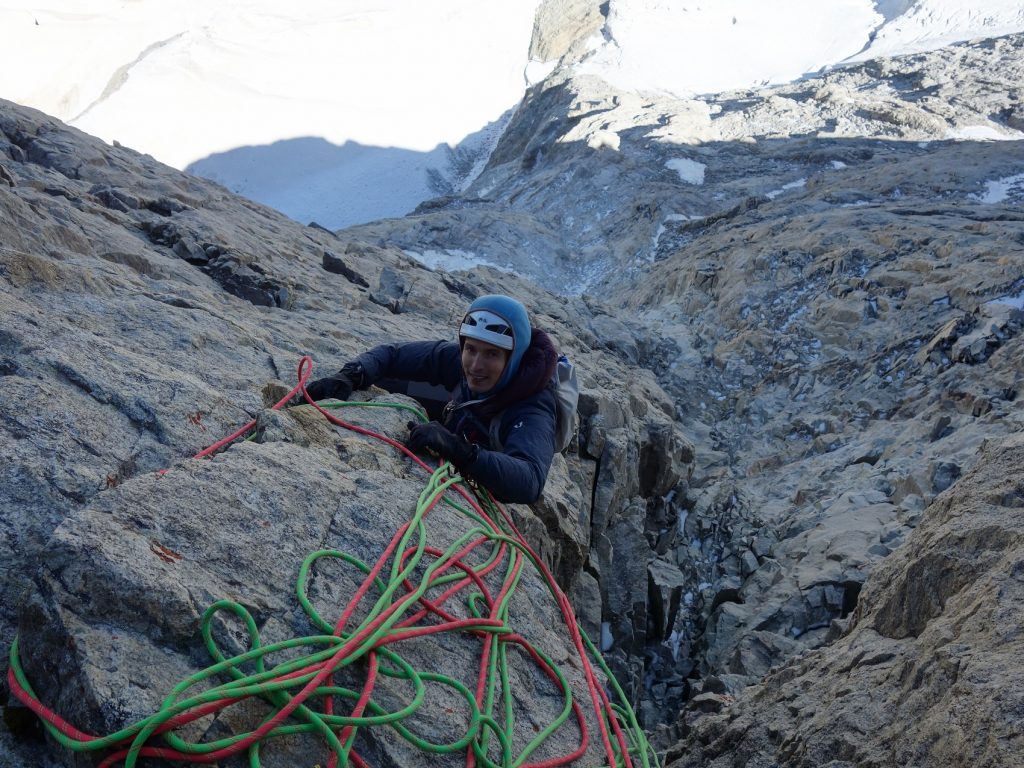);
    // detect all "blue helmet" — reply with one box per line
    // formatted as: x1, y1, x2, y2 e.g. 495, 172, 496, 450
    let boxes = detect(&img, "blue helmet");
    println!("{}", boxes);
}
459, 294, 531, 393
